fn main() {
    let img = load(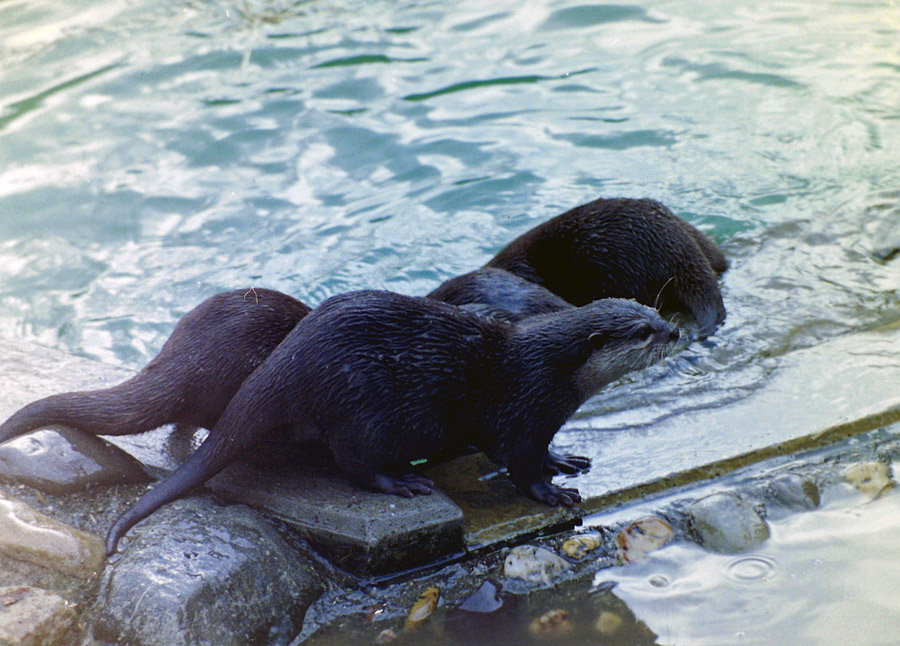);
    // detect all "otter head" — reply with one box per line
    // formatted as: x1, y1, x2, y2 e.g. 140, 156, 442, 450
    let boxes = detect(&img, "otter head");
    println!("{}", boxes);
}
572, 299, 680, 397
